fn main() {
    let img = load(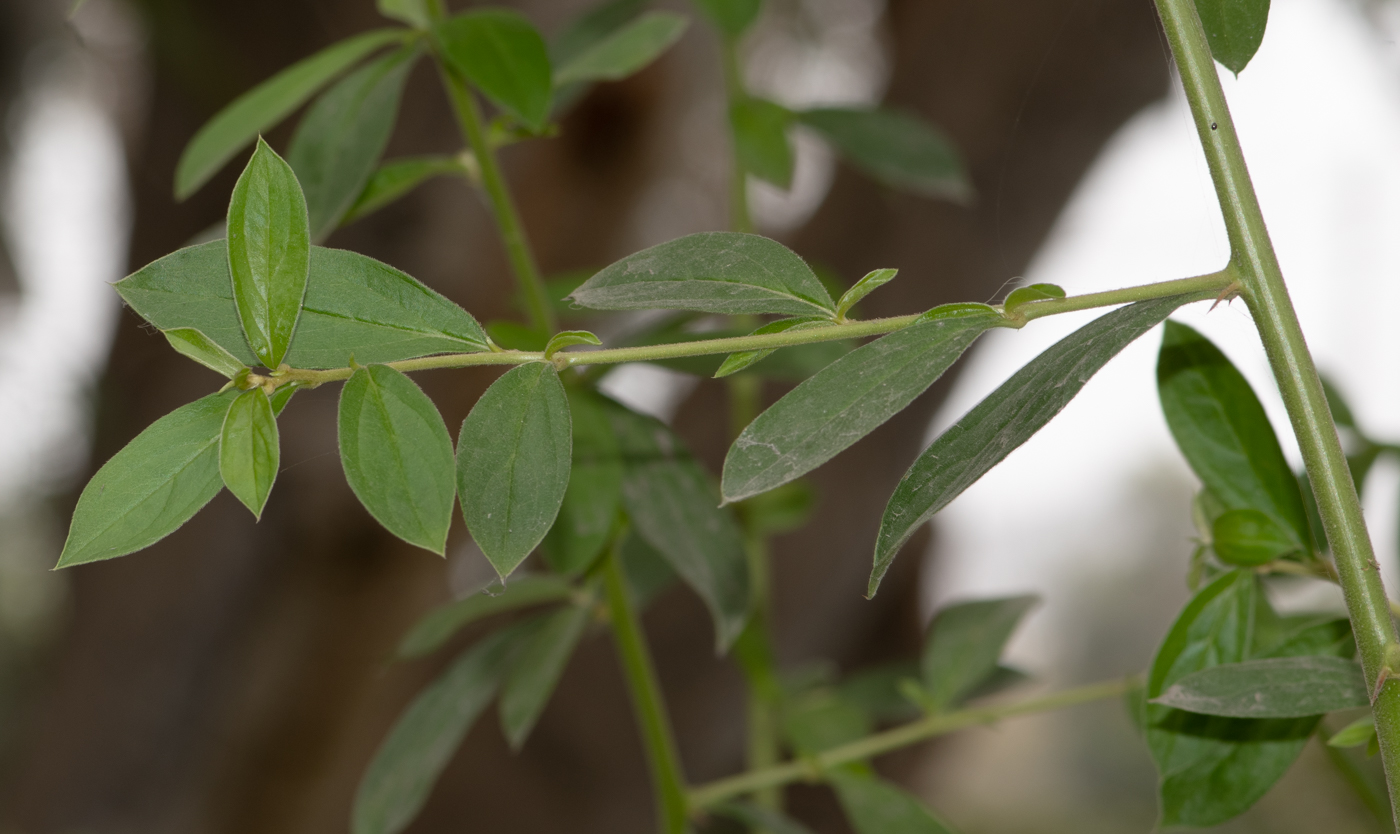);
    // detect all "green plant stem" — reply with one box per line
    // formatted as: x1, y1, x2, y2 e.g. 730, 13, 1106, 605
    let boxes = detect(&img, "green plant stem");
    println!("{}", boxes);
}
721, 36, 753, 234
603, 533, 690, 834
435, 62, 556, 334
687, 675, 1138, 810
1154, 0, 1400, 824
265, 273, 1231, 389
